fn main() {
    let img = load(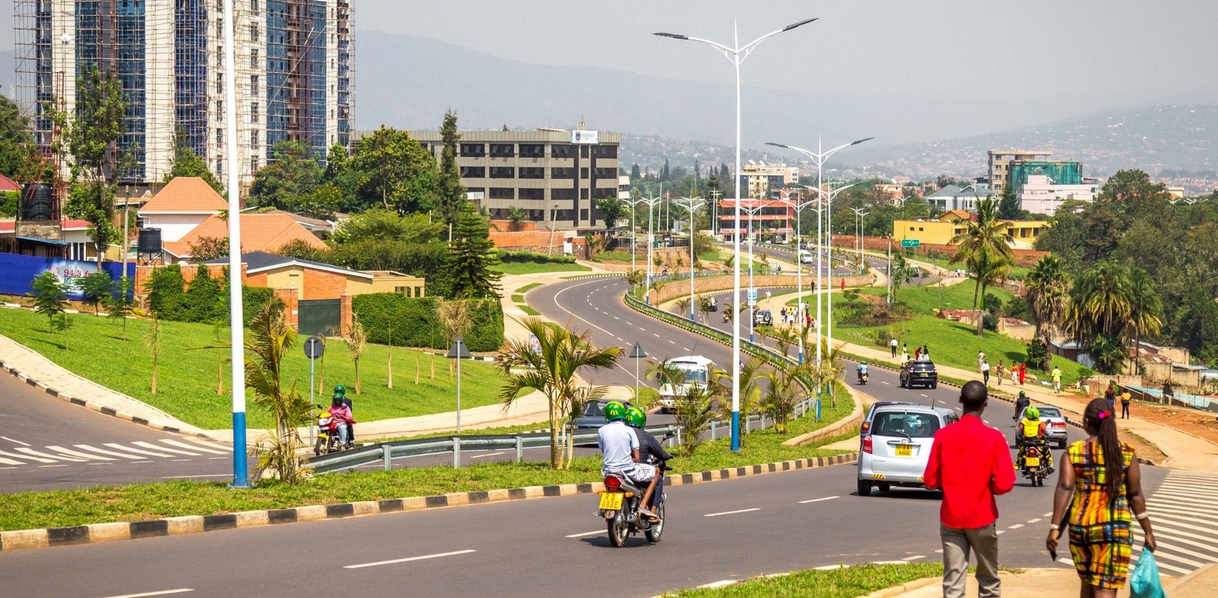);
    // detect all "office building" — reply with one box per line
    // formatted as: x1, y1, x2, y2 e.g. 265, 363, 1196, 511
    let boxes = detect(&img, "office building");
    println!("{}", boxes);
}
739, 162, 798, 199
410, 128, 623, 231
717, 196, 794, 242
987, 150, 1081, 194
13, 0, 354, 187
1017, 174, 1098, 216
893, 212, 1049, 250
